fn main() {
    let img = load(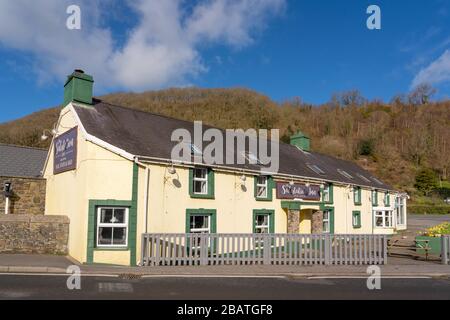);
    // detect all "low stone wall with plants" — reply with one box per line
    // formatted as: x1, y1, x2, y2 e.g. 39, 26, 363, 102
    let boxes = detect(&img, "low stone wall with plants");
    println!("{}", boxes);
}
0, 214, 69, 255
